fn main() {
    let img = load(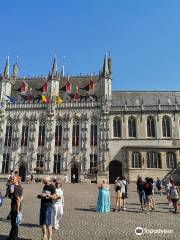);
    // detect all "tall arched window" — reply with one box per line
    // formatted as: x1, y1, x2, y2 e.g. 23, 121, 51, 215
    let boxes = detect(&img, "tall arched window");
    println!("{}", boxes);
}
113, 117, 121, 137
147, 152, 161, 168
2, 153, 10, 173
72, 118, 80, 146
91, 118, 97, 146
128, 116, 136, 137
147, 116, 156, 137
55, 120, 63, 146
53, 154, 61, 174
36, 154, 44, 168
90, 154, 97, 174
38, 120, 46, 146
166, 152, 177, 169
21, 122, 29, 146
4, 120, 13, 147
162, 116, 171, 137
132, 152, 141, 168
